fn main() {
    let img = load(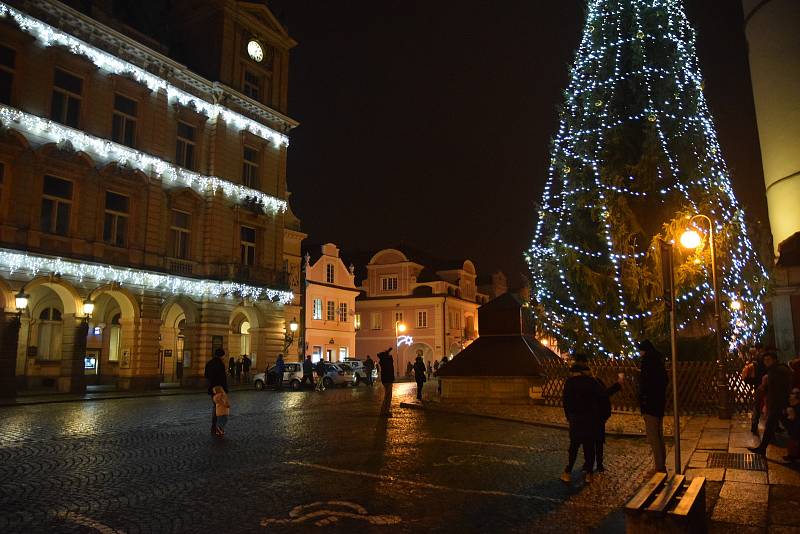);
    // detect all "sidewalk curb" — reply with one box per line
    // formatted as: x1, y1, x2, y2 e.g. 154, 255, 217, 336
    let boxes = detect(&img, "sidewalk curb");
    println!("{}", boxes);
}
400, 401, 664, 438
0, 386, 257, 408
